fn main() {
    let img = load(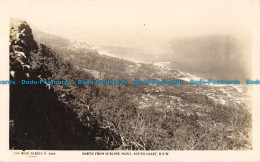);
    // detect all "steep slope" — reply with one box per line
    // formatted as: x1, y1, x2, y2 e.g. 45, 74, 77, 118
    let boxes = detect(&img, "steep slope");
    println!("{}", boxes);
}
9, 19, 122, 150
10, 19, 252, 150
